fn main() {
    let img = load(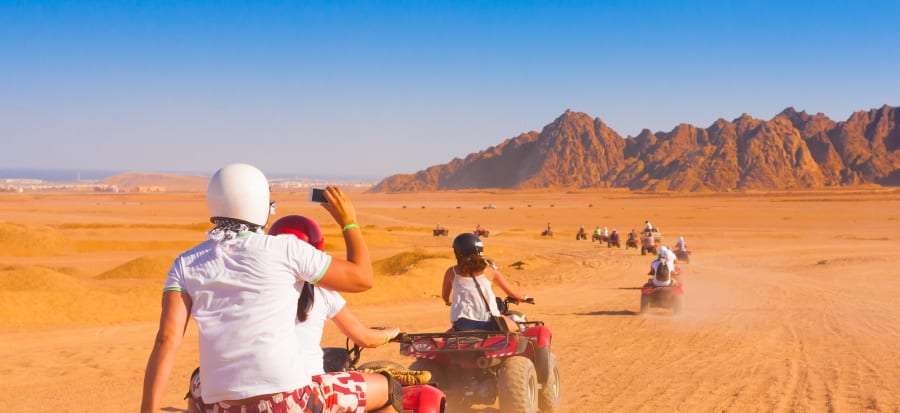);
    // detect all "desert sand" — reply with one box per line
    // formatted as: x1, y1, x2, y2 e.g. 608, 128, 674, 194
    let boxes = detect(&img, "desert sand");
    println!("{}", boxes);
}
1, 189, 899, 412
